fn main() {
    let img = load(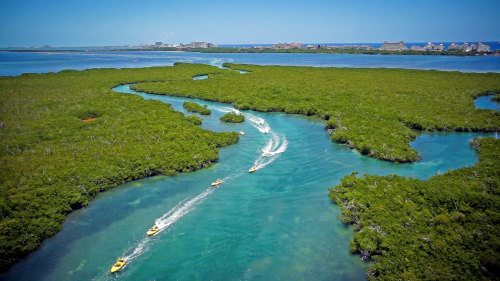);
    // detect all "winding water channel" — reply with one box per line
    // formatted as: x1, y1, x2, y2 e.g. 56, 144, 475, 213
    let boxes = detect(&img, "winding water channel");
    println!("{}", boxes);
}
2, 82, 496, 281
